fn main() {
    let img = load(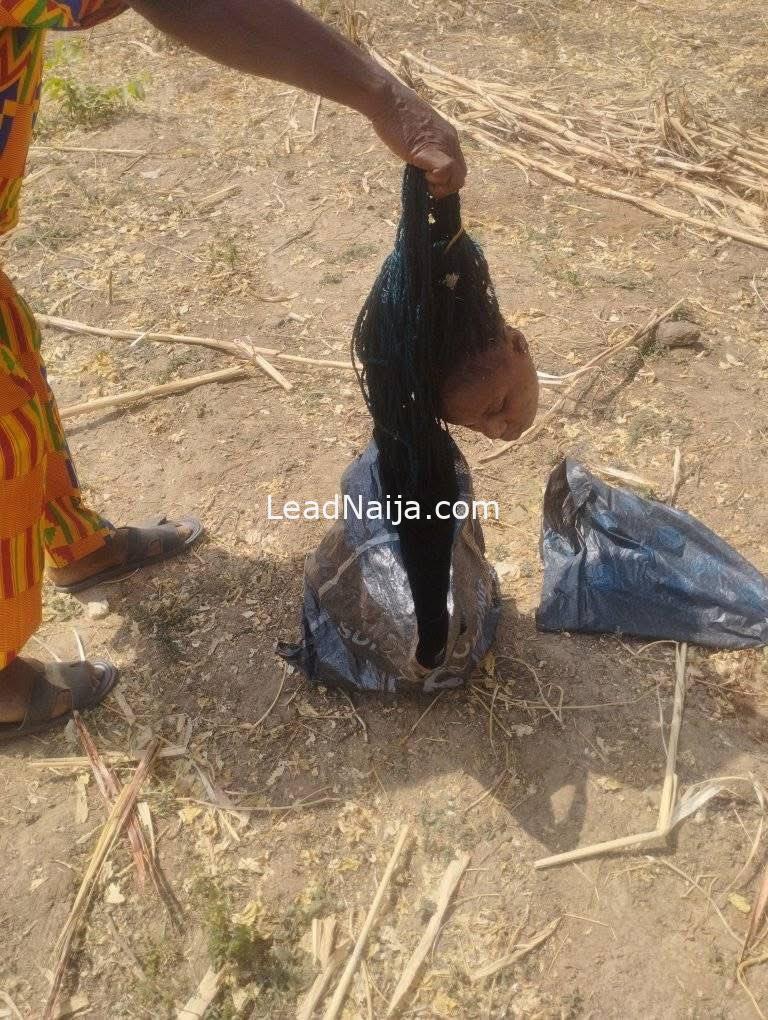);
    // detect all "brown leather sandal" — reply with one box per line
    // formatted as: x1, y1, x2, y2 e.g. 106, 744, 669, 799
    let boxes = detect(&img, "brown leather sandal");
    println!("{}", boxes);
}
52, 514, 203, 594
0, 658, 118, 742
